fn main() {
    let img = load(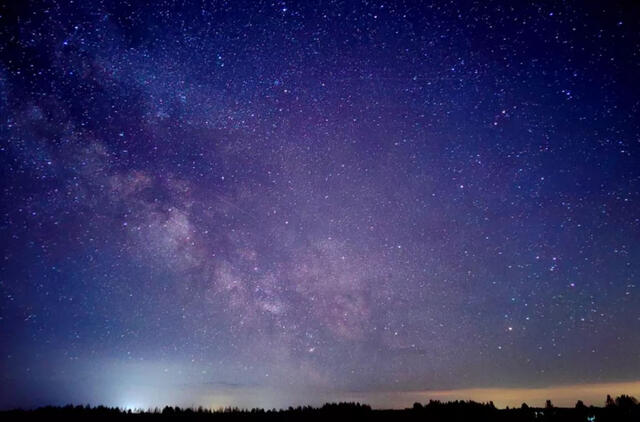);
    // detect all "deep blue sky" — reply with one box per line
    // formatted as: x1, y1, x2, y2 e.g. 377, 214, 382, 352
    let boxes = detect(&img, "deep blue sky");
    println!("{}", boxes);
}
1, 0, 639, 410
